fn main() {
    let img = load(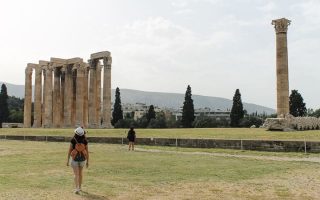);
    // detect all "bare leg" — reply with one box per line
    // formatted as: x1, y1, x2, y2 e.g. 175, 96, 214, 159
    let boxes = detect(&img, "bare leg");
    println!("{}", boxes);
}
79, 166, 83, 190
128, 142, 132, 151
132, 142, 134, 151
72, 166, 80, 191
